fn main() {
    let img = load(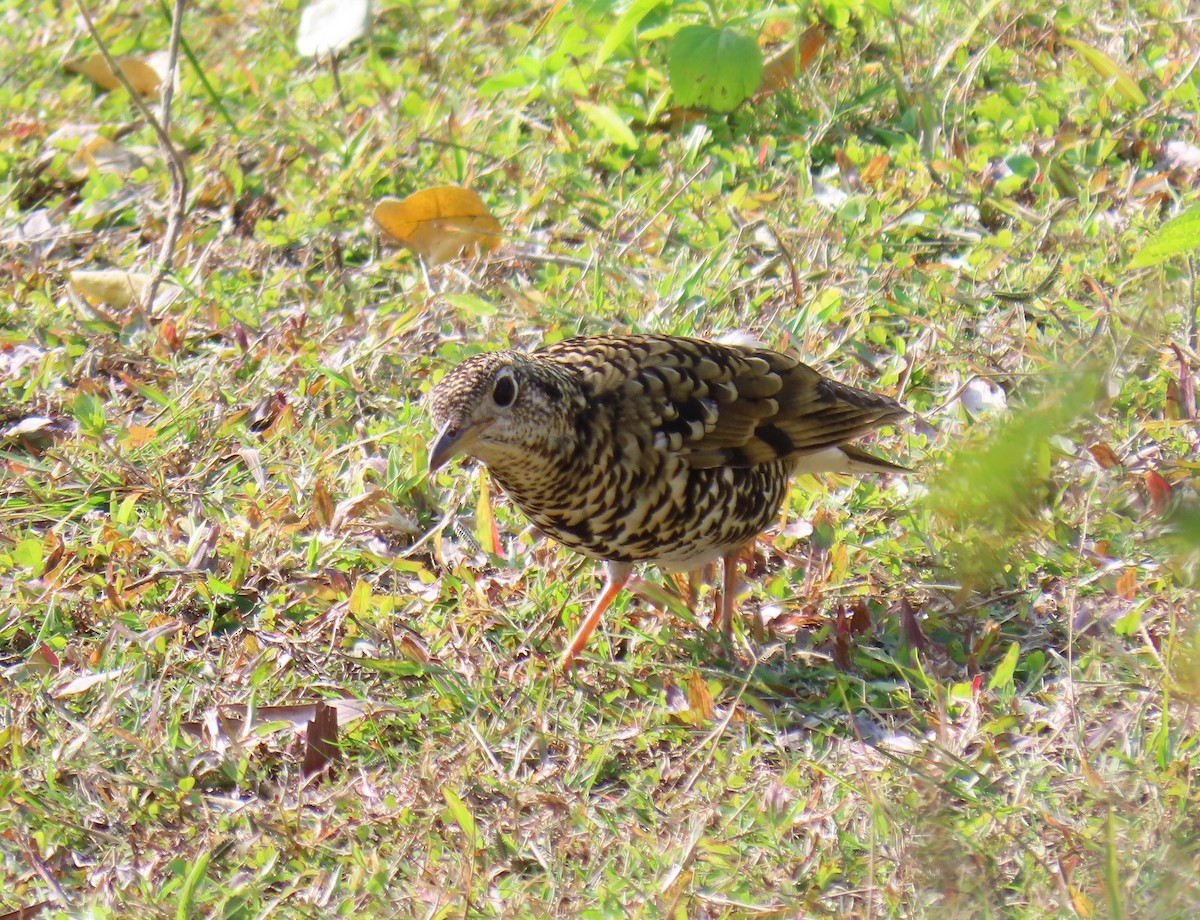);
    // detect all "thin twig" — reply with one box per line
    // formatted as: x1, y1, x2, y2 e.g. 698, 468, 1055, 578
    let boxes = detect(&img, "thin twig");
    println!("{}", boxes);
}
73, 0, 189, 314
